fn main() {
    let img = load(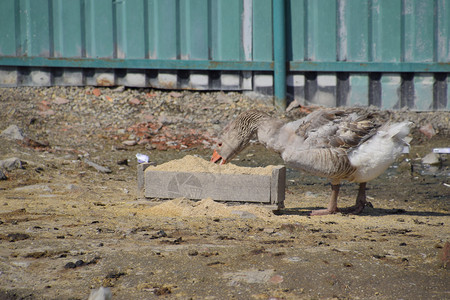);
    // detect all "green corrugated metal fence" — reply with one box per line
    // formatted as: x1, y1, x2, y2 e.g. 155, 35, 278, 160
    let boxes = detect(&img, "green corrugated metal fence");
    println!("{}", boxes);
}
0, 0, 449, 110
